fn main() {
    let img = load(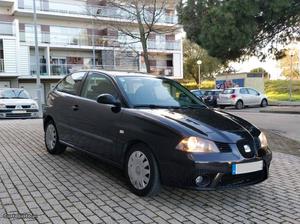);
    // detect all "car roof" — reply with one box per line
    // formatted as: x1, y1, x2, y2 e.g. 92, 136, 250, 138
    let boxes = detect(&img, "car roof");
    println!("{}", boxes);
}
0, 88, 25, 91
80, 69, 157, 78
205, 89, 222, 91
